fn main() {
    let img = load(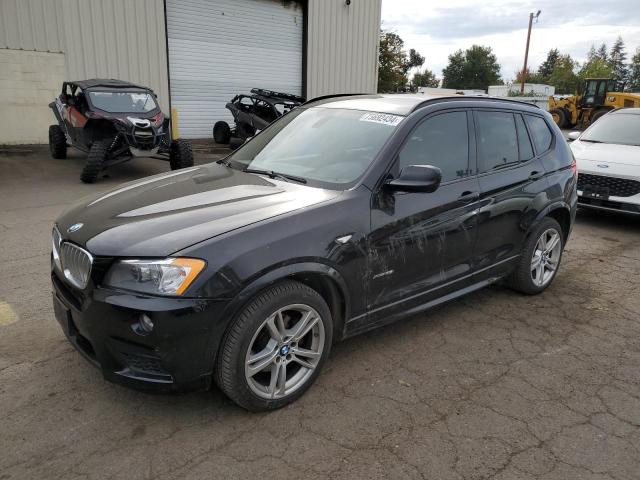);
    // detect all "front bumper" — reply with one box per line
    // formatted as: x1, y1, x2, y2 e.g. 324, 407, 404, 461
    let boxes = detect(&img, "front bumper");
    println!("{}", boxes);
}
577, 190, 640, 215
51, 268, 227, 392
